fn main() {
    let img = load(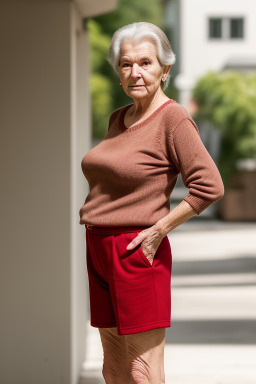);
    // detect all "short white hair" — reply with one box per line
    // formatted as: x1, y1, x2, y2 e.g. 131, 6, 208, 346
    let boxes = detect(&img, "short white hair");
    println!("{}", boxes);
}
107, 22, 176, 89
